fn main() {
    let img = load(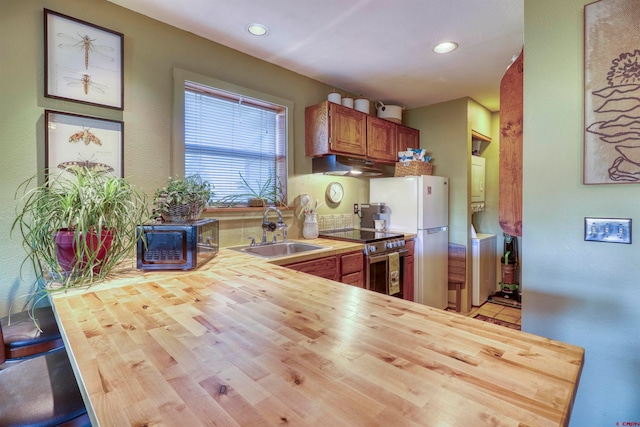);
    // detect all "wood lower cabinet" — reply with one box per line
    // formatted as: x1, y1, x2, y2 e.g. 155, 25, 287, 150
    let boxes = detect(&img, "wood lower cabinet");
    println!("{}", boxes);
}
284, 255, 338, 281
367, 116, 397, 162
305, 101, 366, 157
340, 251, 364, 288
283, 250, 364, 288
403, 239, 415, 302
